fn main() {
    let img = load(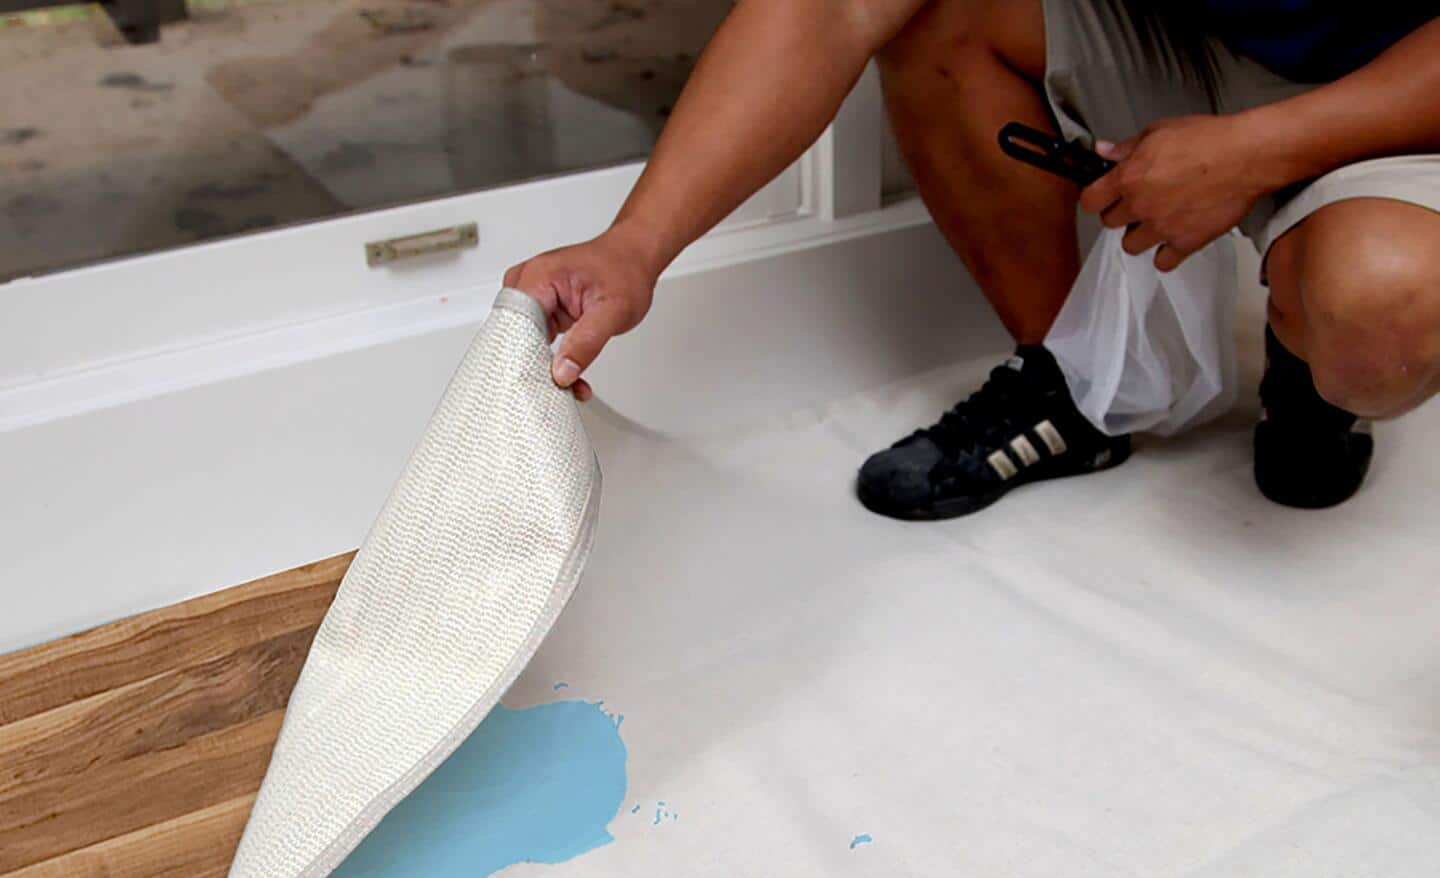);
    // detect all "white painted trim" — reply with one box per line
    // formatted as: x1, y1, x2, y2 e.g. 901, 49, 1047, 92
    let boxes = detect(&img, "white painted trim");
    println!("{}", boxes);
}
0, 197, 932, 432
0, 161, 805, 390
816, 63, 885, 220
